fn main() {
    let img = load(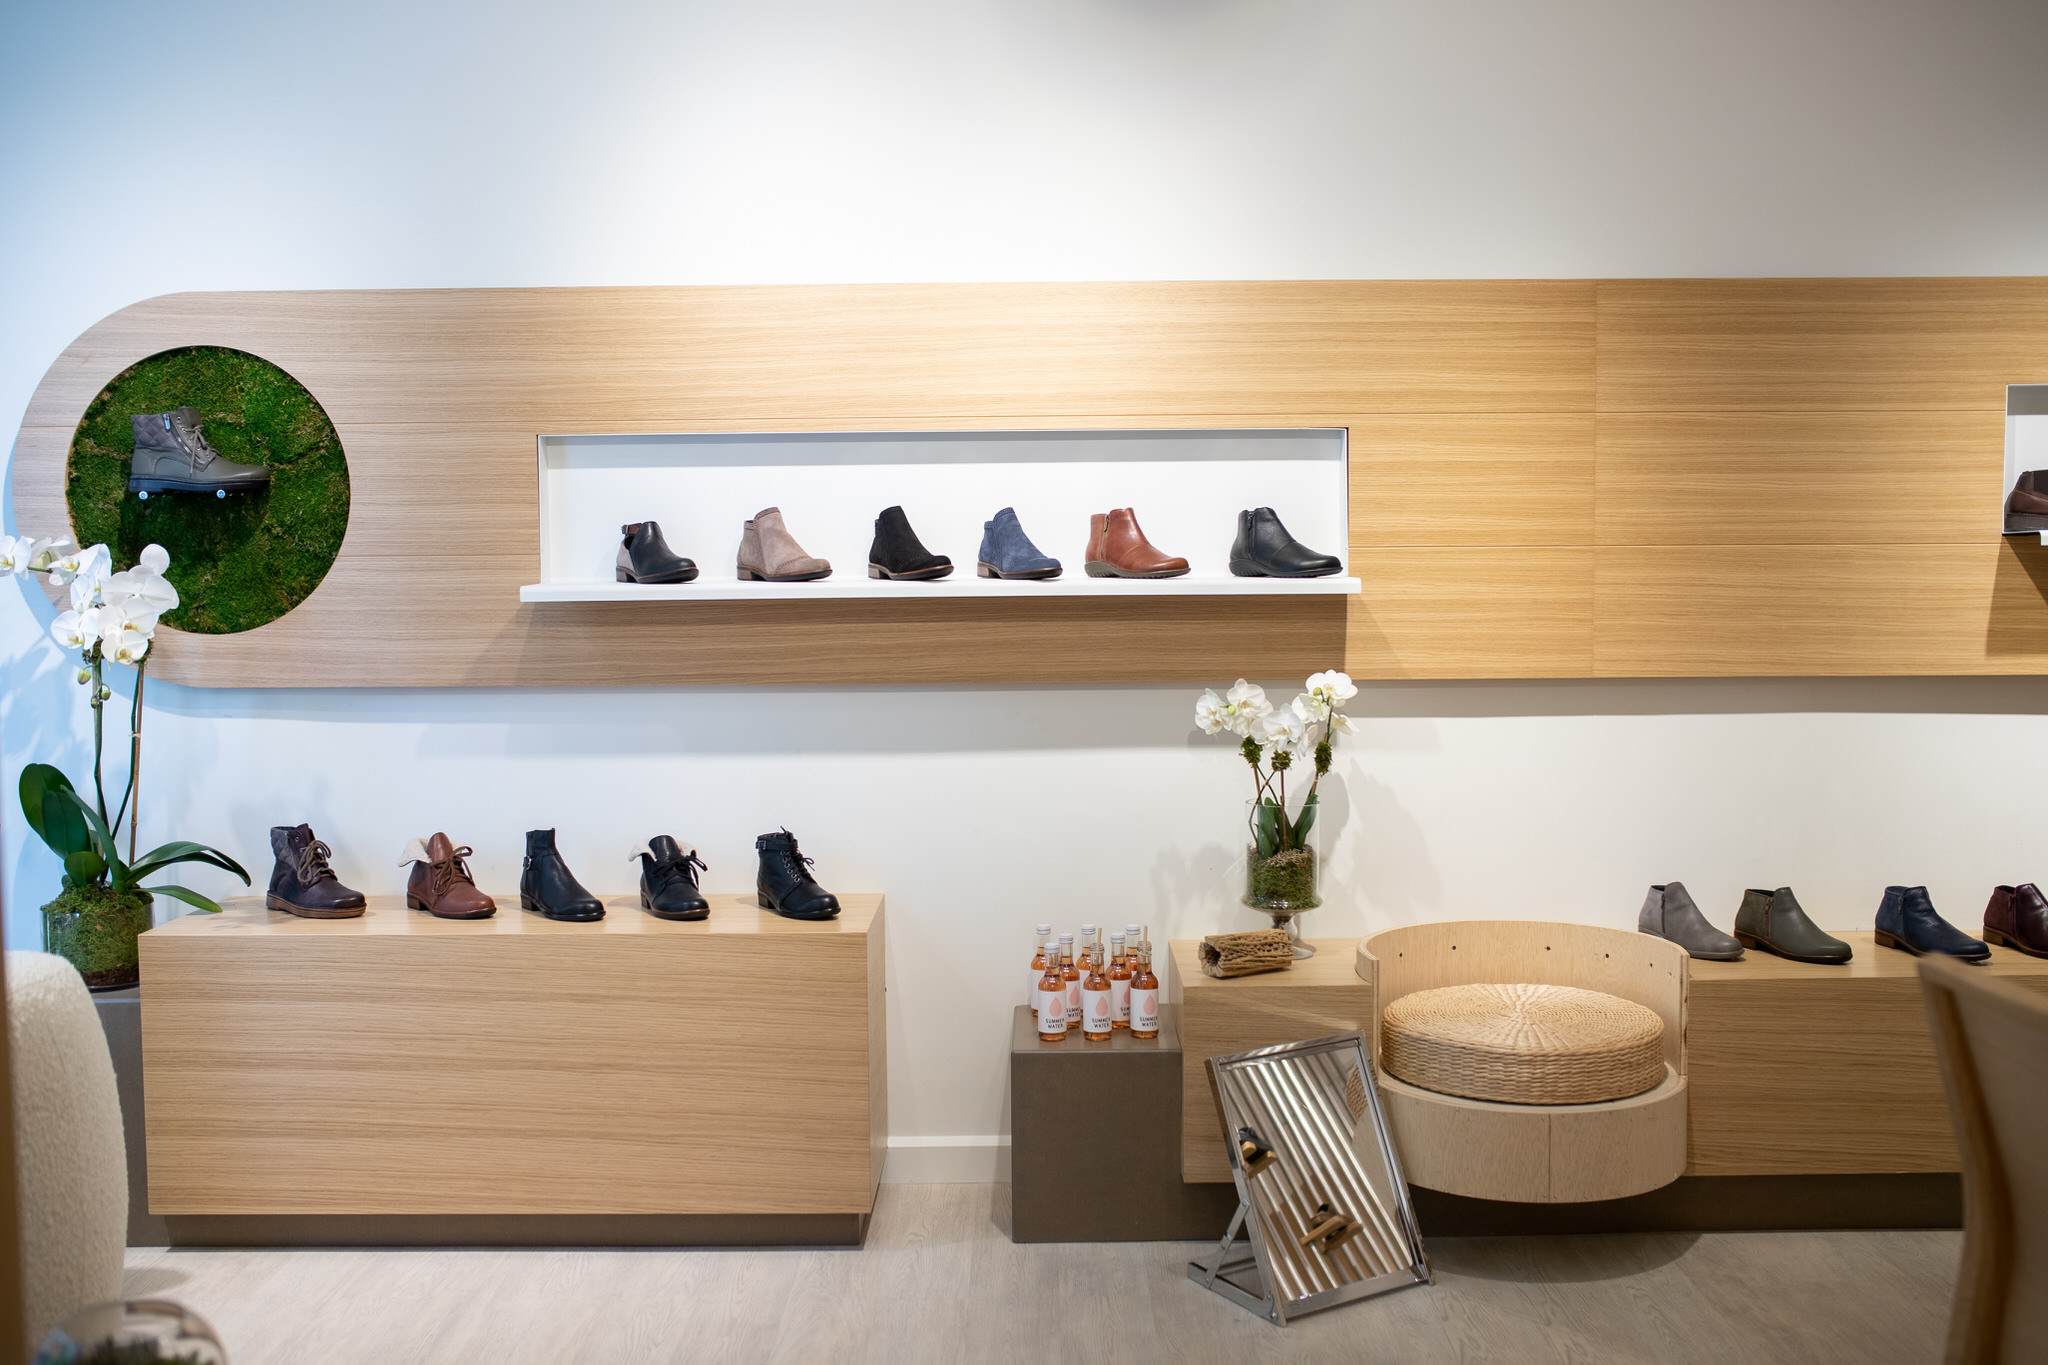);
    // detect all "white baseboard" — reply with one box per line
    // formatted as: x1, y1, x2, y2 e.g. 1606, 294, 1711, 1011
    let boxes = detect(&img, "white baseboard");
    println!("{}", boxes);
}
882, 1135, 1011, 1183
